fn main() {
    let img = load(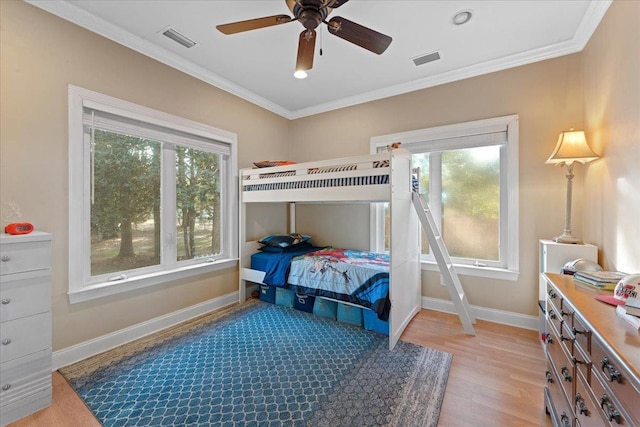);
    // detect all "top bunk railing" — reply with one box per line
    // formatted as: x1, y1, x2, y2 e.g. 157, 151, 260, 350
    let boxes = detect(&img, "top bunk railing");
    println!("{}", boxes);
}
240, 151, 400, 203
